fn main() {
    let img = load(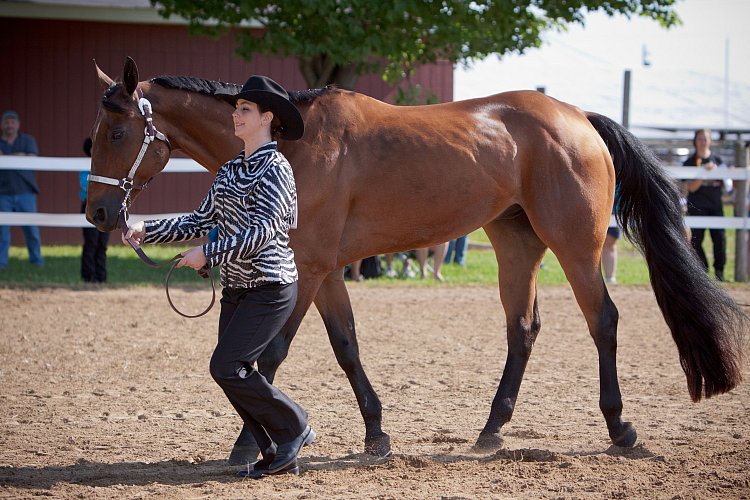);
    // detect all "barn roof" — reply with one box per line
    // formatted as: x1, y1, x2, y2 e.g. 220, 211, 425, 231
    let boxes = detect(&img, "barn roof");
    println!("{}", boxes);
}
1, 1, 260, 26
